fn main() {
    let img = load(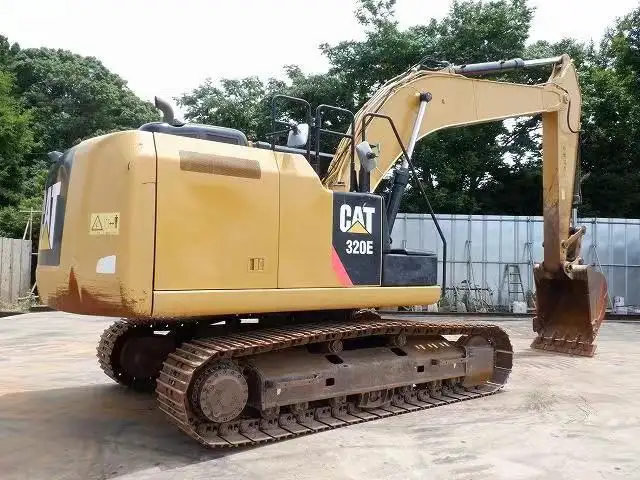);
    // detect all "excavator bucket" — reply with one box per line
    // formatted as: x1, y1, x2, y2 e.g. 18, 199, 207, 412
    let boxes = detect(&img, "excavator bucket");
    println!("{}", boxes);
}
531, 264, 608, 357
